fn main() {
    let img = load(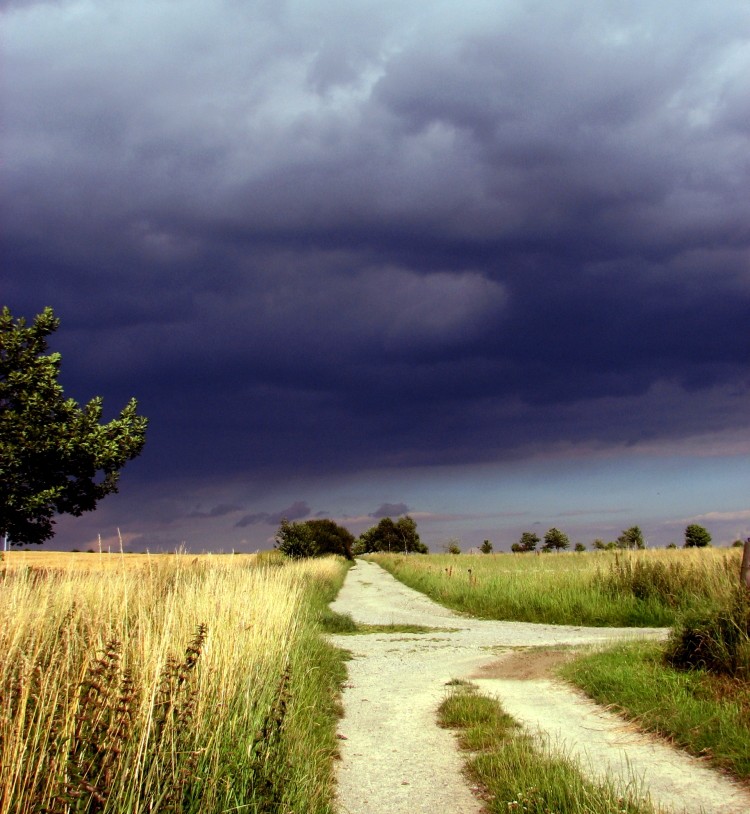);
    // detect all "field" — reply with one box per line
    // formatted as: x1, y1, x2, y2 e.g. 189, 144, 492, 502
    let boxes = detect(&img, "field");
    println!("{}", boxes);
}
370, 547, 743, 626
0, 550, 350, 814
